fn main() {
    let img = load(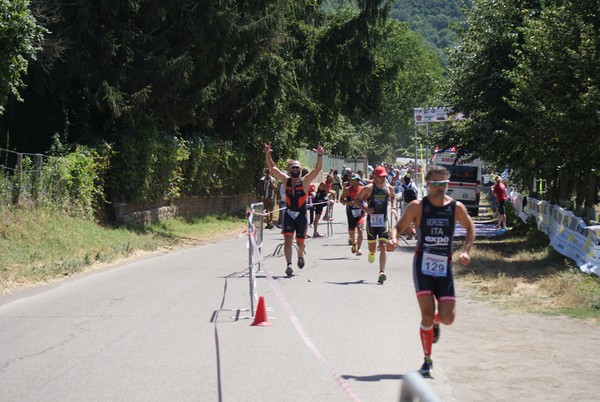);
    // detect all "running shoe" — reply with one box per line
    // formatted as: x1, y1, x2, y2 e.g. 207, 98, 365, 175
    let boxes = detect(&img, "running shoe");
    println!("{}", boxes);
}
285, 264, 293, 277
433, 323, 440, 344
356, 249, 363, 256
298, 256, 305, 269
313, 233, 323, 238
377, 271, 386, 284
368, 252, 375, 263
351, 244, 357, 254
419, 357, 433, 377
